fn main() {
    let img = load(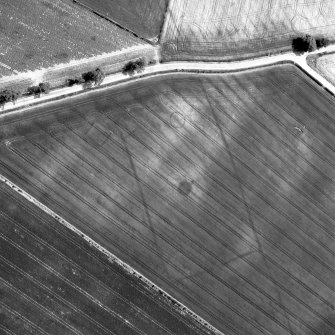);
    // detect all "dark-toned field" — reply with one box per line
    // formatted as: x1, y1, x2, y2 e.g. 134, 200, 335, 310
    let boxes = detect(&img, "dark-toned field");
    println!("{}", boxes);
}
1, 64, 335, 335
72, 0, 168, 41
0, 181, 213, 335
